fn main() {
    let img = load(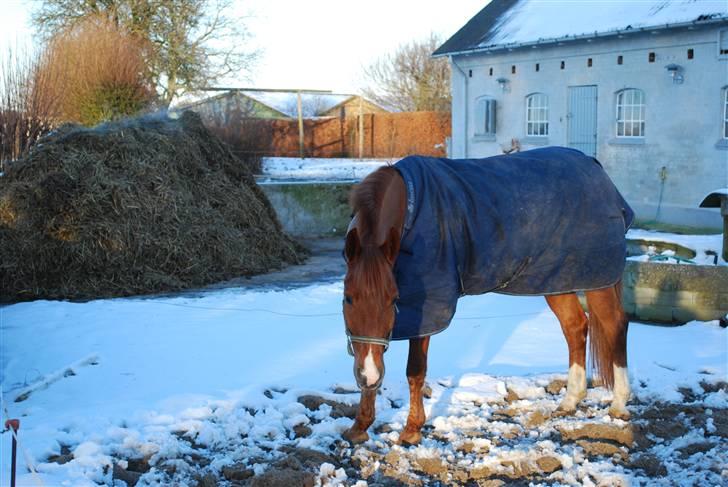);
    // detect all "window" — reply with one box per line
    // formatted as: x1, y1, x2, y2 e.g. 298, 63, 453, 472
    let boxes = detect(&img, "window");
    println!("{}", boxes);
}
617, 55, 623, 65
687, 48, 694, 60
648, 52, 655, 63
723, 88, 728, 139
720, 30, 728, 57
616, 89, 645, 137
475, 97, 496, 136
587, 58, 593, 67
526, 93, 549, 136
